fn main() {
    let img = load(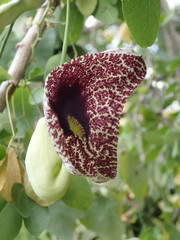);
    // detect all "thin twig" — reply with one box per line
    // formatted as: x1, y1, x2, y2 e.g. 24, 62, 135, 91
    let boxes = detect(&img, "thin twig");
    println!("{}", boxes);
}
71, 42, 78, 58
6, 83, 15, 148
